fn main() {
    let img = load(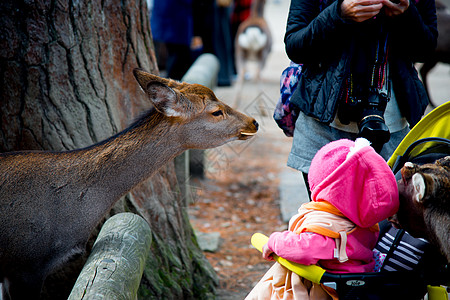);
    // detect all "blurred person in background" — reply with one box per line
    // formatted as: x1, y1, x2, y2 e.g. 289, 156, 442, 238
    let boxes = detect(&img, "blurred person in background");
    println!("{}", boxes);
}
151, 0, 194, 80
